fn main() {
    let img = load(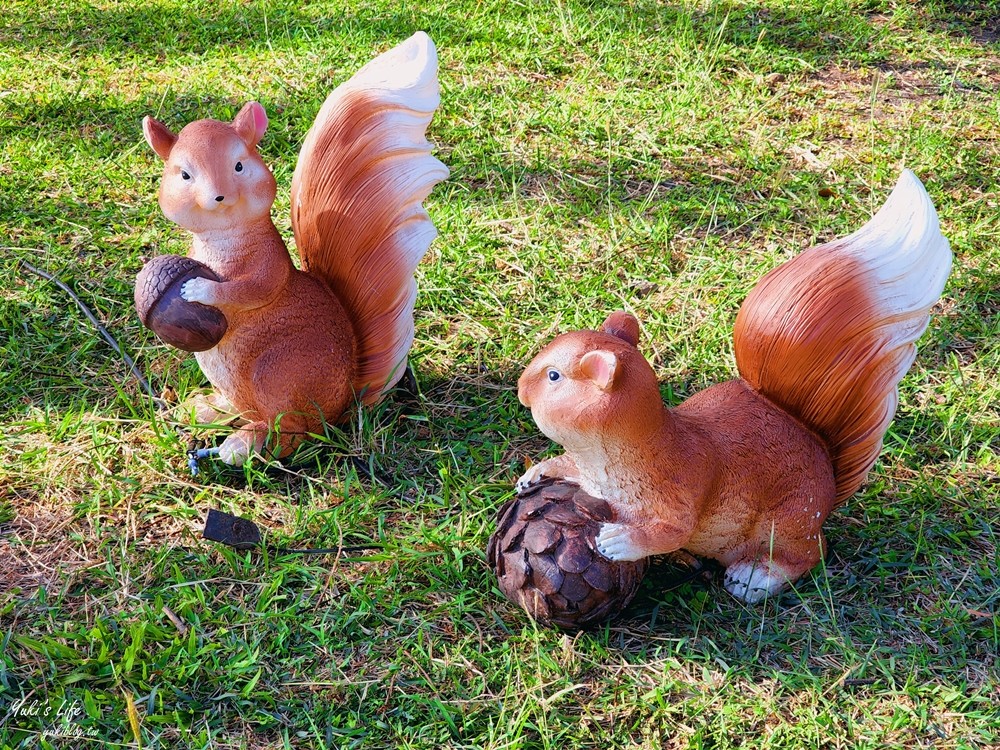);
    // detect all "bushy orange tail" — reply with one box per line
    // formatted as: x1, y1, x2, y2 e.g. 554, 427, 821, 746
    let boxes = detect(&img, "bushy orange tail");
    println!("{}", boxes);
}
290, 32, 449, 404
733, 170, 952, 504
